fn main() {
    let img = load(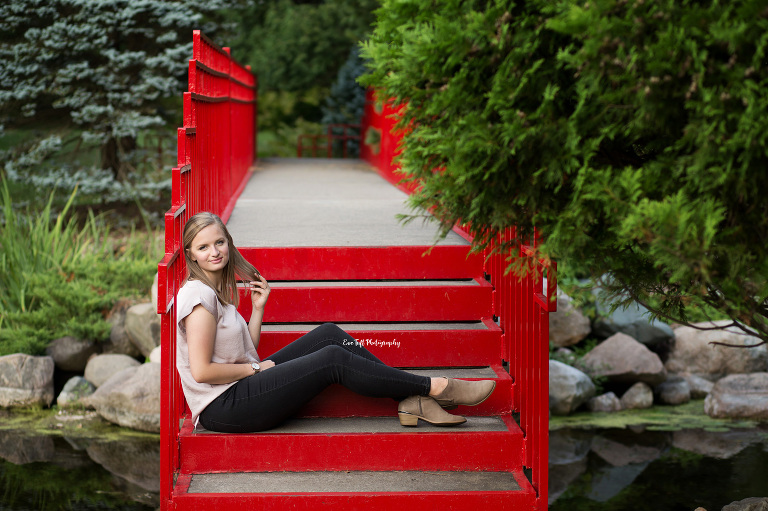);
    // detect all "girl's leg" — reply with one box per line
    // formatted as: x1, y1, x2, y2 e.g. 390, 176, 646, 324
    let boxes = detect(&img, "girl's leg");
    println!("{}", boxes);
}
267, 323, 387, 366
199, 344, 431, 433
